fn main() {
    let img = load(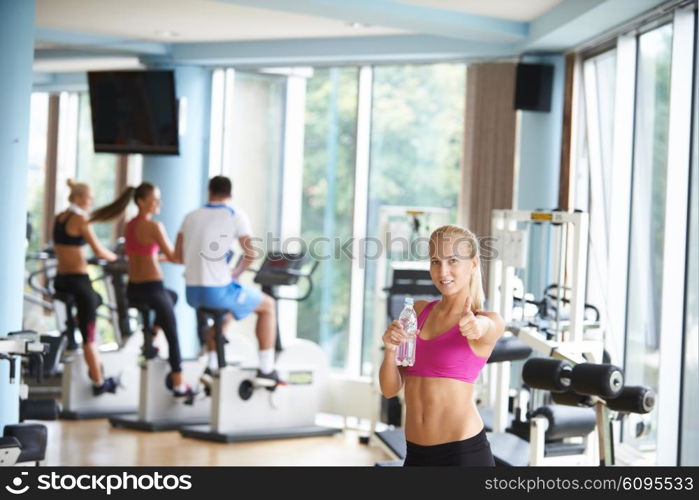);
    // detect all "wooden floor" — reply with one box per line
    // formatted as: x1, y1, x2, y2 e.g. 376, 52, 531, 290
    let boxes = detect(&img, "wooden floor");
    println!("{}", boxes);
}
42, 418, 391, 466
